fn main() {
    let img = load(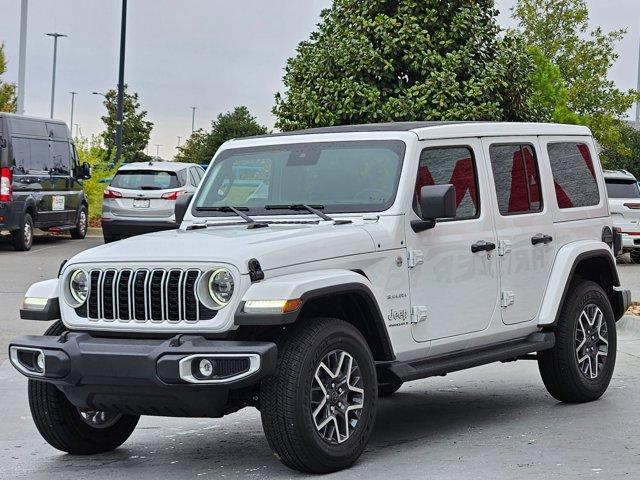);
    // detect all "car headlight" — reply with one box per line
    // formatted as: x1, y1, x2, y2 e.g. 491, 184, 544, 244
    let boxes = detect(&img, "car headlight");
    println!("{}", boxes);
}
68, 270, 88, 306
207, 268, 234, 308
